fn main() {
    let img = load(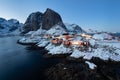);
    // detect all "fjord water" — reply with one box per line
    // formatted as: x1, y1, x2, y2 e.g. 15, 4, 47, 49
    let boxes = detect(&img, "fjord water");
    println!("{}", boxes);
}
0, 37, 59, 80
